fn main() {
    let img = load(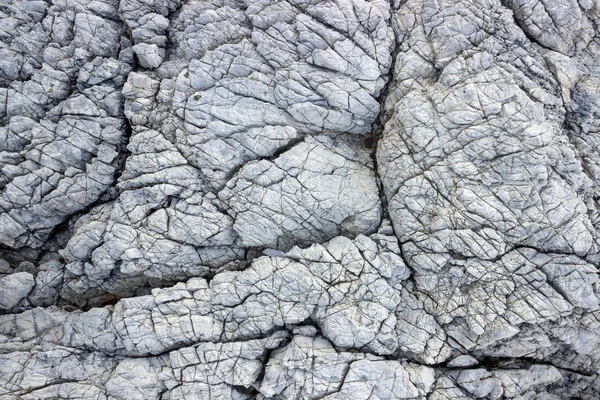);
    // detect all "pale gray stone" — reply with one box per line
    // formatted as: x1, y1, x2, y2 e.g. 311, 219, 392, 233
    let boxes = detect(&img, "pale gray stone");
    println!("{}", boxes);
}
447, 355, 478, 368
0, 271, 34, 309
0, 0, 599, 398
